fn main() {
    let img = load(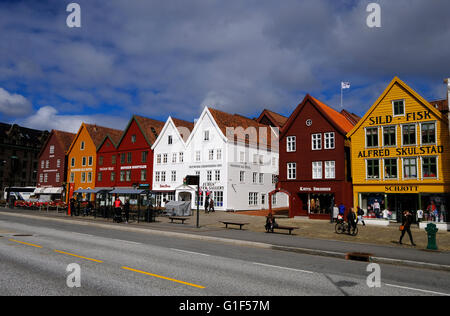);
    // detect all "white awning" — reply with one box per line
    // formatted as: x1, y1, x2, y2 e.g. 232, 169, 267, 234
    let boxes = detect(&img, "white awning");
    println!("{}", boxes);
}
43, 187, 63, 194
33, 188, 46, 194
